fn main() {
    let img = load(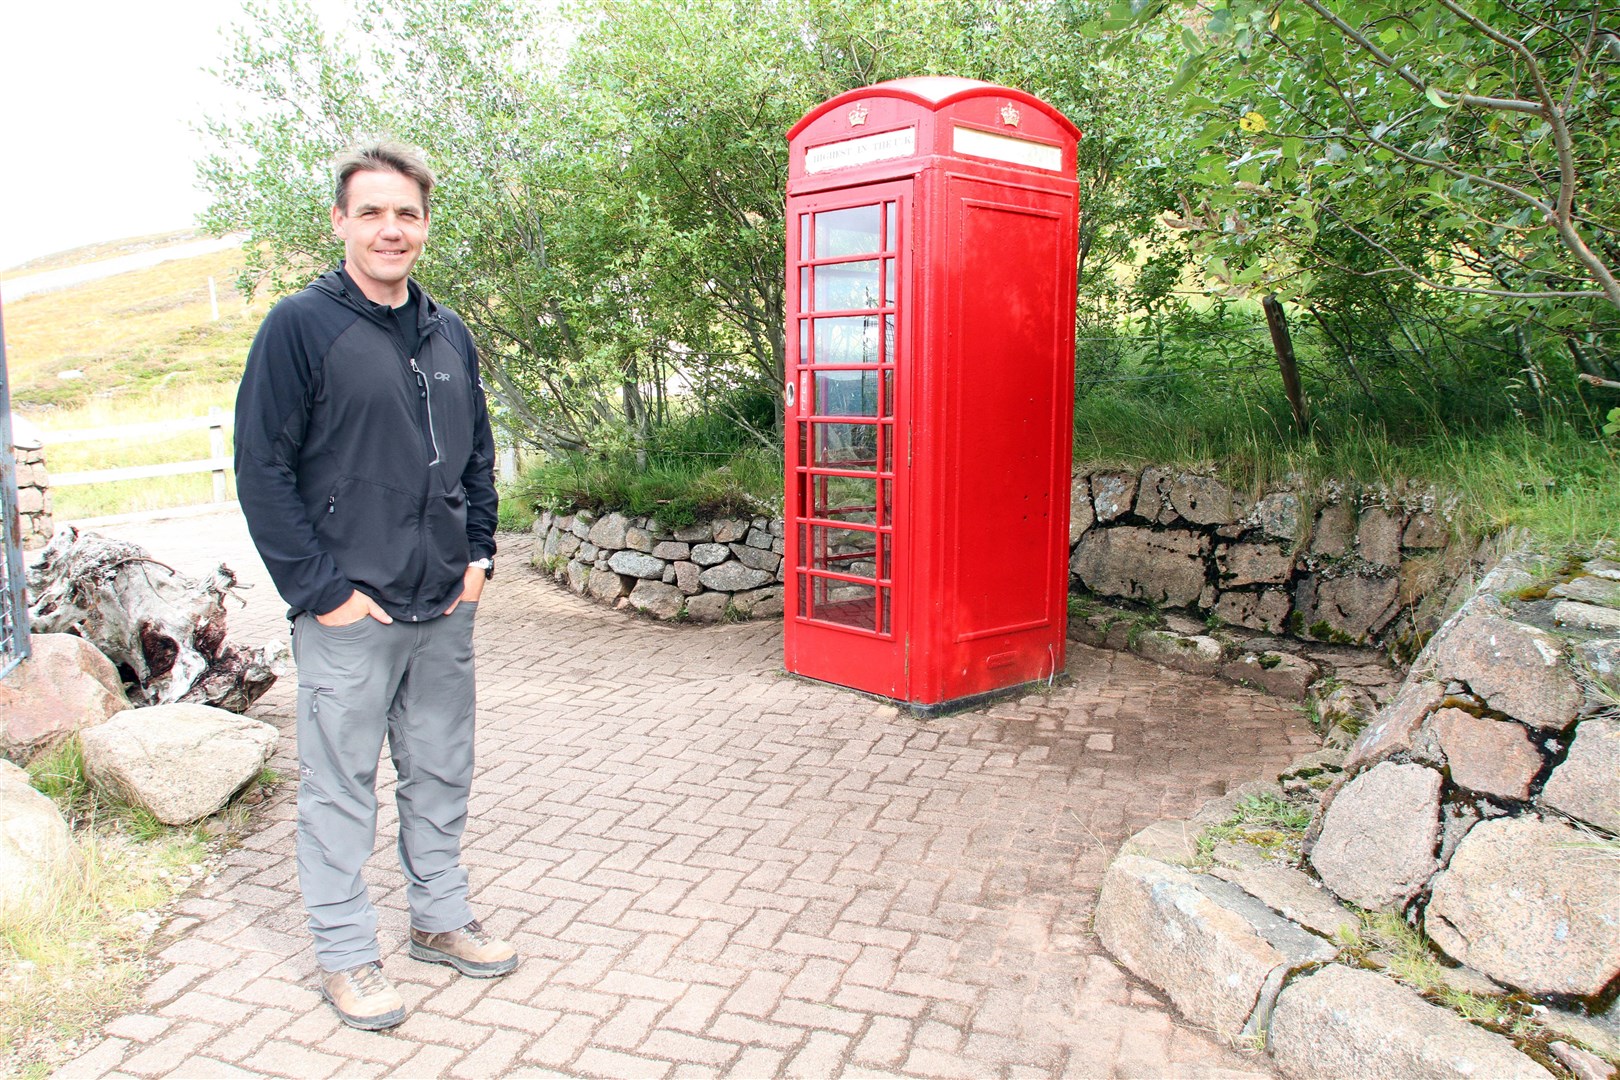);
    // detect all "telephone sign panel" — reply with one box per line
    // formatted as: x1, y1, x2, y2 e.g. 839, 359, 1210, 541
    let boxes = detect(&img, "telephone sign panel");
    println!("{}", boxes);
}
784, 77, 1080, 713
